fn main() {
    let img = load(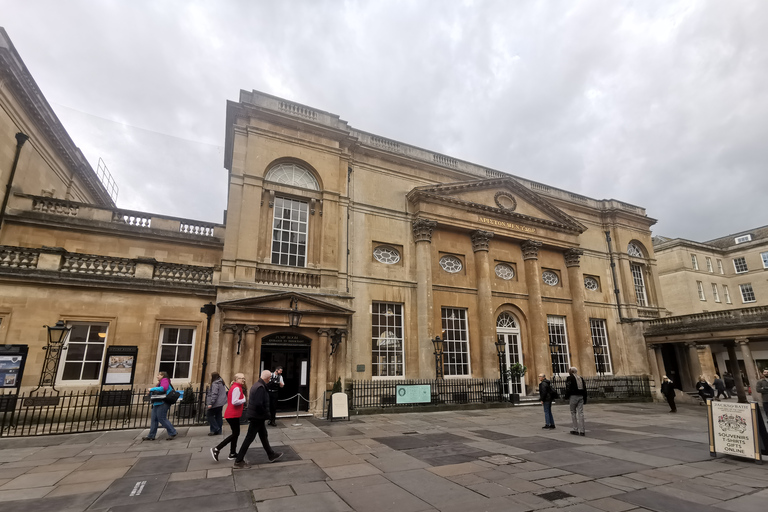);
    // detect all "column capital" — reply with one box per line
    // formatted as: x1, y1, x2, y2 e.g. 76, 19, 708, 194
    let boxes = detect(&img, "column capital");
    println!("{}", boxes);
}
317, 328, 333, 336
735, 337, 750, 346
521, 240, 542, 260
470, 230, 494, 252
412, 219, 437, 243
647, 343, 658, 350
684, 341, 698, 349
564, 248, 583, 267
